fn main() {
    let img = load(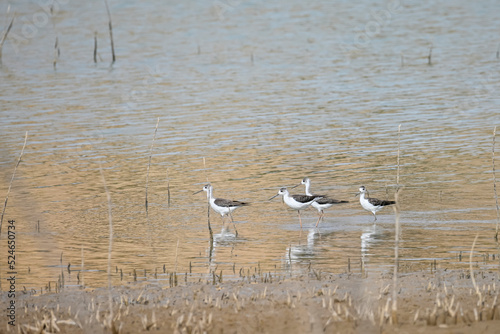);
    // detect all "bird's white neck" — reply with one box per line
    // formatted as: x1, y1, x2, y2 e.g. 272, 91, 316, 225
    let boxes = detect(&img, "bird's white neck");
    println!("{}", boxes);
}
205, 188, 214, 201
304, 182, 313, 196
282, 189, 291, 199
